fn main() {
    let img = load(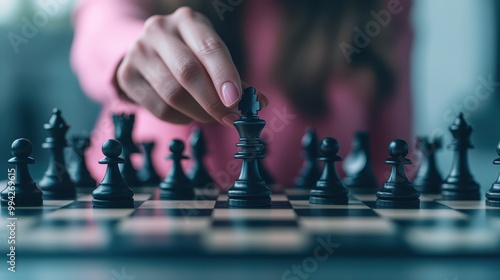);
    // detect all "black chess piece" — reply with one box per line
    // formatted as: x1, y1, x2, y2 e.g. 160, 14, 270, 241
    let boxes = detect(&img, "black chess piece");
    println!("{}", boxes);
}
160, 139, 195, 199
309, 138, 349, 204
376, 139, 420, 208
441, 113, 480, 200
92, 139, 134, 208
258, 139, 275, 186
137, 142, 161, 186
413, 136, 443, 194
188, 127, 216, 190
1, 139, 43, 207
69, 135, 97, 188
294, 129, 321, 189
485, 141, 500, 207
113, 113, 141, 187
228, 87, 271, 207
39, 108, 76, 199
342, 131, 378, 193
